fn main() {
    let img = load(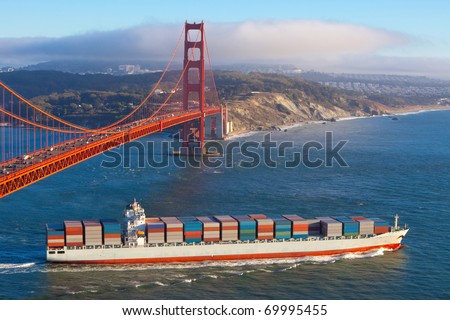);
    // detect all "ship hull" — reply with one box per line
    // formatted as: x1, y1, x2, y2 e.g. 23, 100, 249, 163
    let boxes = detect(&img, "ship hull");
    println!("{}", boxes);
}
47, 229, 408, 264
